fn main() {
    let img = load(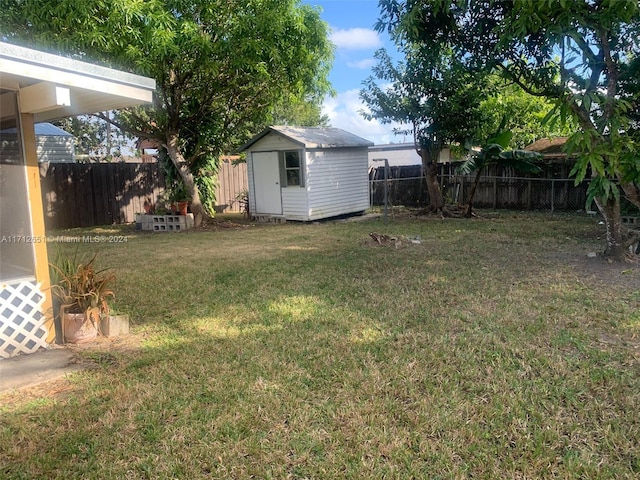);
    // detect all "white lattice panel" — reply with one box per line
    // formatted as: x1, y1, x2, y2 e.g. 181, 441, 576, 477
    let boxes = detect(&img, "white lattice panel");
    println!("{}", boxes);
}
0, 280, 49, 358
